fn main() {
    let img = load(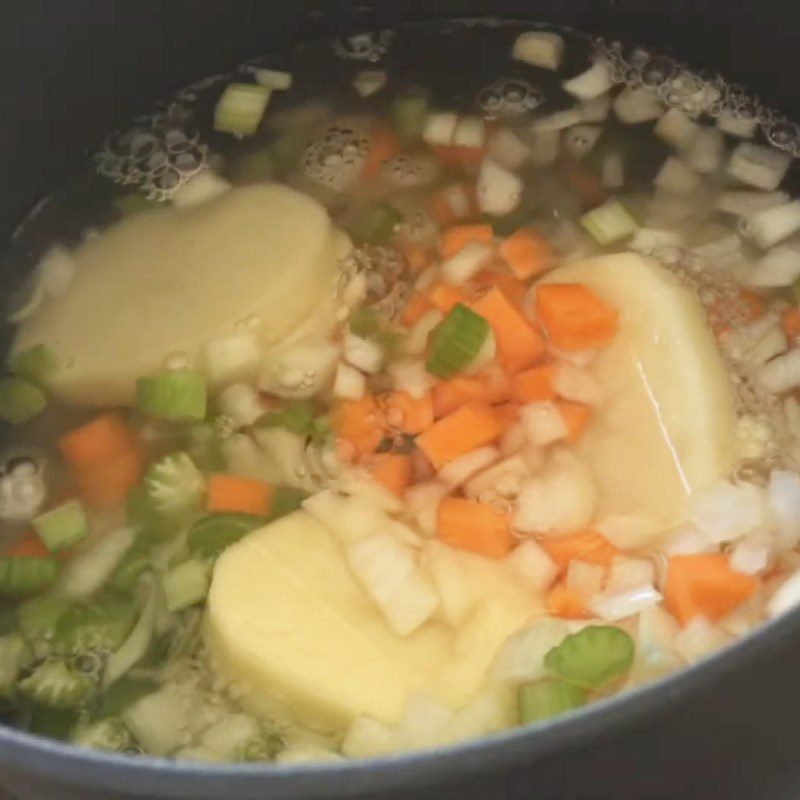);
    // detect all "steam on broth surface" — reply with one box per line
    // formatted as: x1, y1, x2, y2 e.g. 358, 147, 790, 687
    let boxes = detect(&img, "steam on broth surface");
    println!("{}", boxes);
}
1, 20, 800, 762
